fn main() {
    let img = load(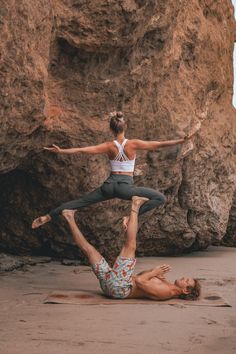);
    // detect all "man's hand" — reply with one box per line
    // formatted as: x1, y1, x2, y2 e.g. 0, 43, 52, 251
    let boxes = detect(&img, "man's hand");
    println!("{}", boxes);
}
43, 144, 62, 153
184, 121, 201, 141
135, 264, 171, 284
153, 264, 171, 277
